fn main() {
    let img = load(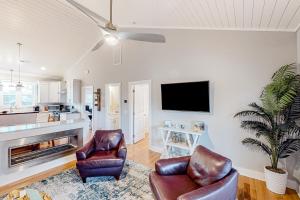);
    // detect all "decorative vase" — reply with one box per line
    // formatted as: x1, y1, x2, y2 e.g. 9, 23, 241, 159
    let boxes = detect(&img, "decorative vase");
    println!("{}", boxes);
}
264, 166, 288, 194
